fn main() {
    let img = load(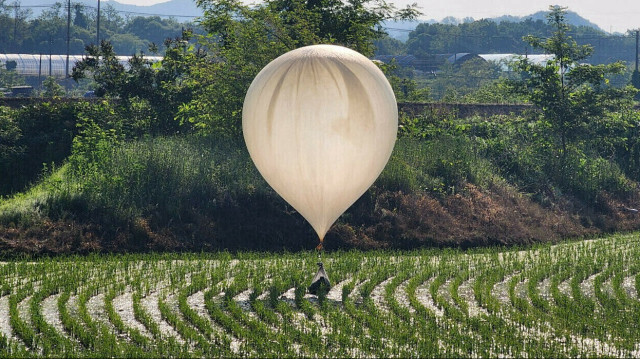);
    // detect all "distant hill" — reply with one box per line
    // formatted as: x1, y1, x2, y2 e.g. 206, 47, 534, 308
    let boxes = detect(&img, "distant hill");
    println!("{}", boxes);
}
20, 2, 604, 40
384, 9, 604, 42
491, 10, 604, 32
20, 0, 203, 20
